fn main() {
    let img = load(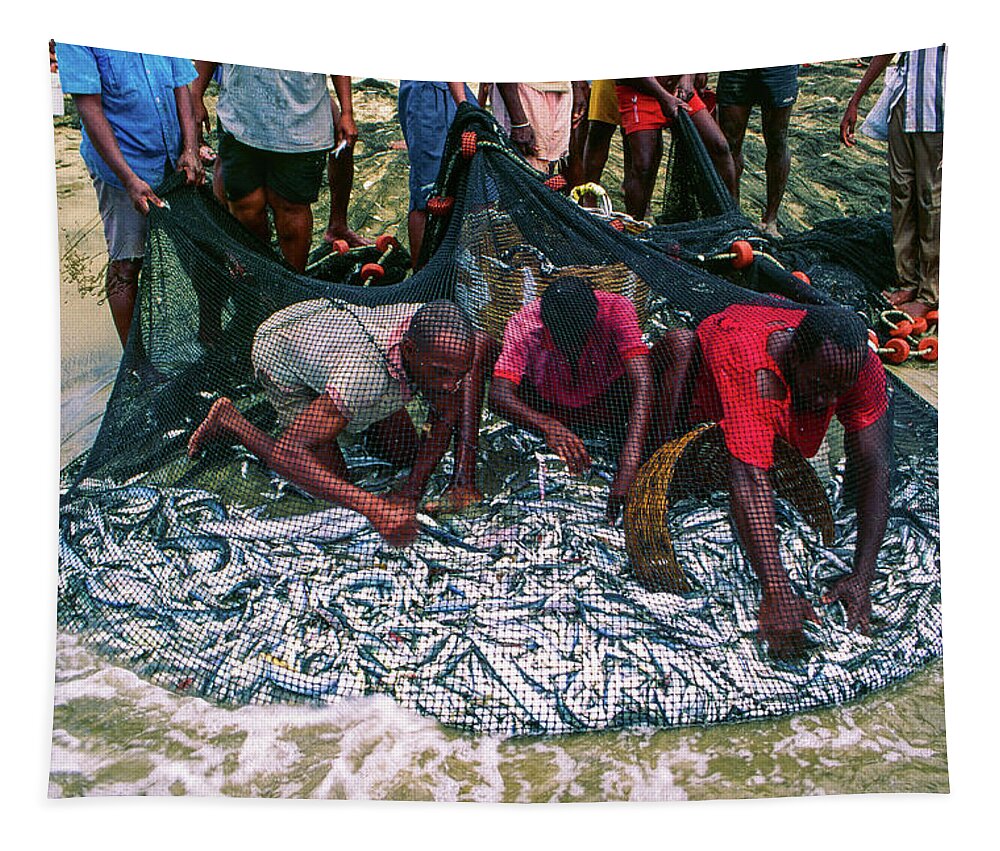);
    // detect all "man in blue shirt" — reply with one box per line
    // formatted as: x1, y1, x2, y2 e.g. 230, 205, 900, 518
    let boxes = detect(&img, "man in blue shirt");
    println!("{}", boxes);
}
56, 45, 204, 348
